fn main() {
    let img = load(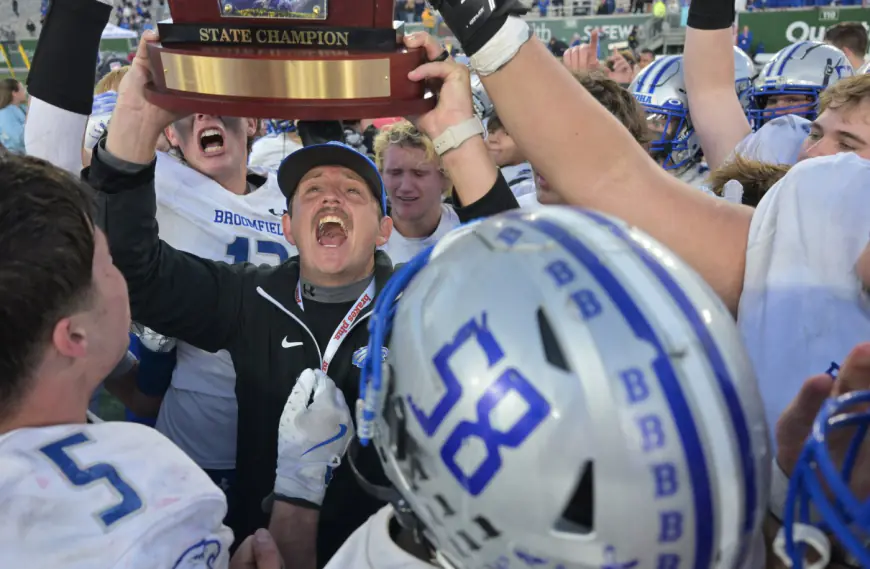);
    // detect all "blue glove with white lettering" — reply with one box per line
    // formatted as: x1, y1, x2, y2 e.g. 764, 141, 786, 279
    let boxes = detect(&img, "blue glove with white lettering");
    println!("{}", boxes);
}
274, 368, 354, 507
